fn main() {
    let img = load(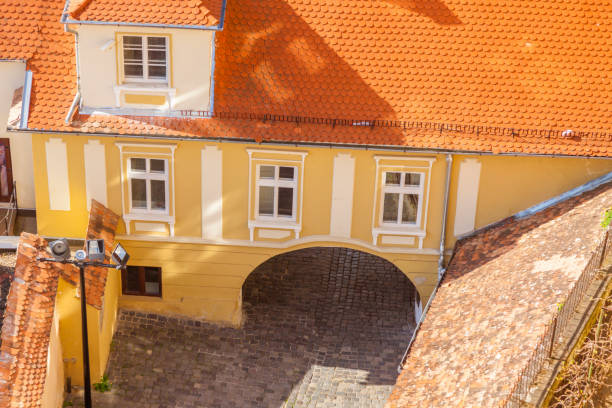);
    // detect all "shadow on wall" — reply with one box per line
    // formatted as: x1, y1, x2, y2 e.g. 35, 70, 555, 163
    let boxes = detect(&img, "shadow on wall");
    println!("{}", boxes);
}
386, 0, 462, 25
